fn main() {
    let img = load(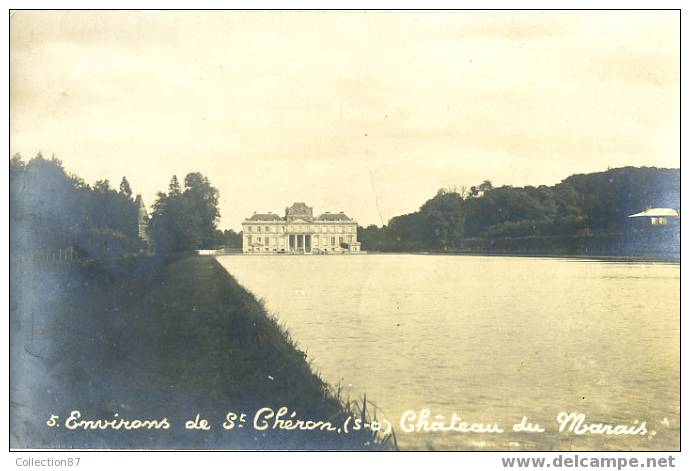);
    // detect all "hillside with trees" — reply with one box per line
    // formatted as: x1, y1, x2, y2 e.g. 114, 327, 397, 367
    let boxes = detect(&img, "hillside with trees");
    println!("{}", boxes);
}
10, 153, 227, 263
10, 153, 146, 261
359, 167, 680, 257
